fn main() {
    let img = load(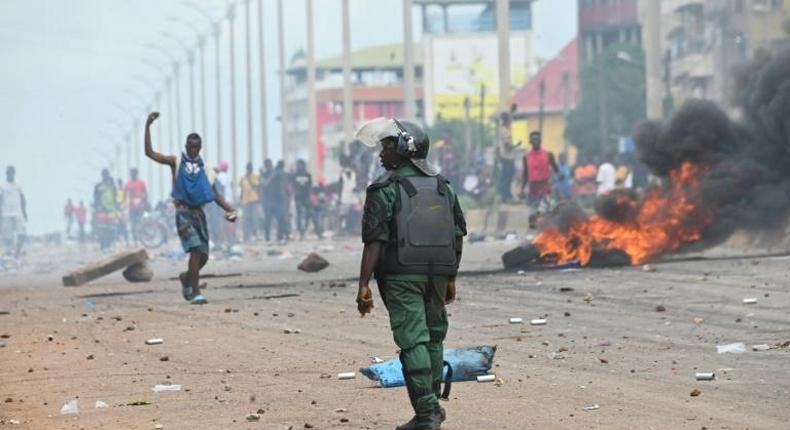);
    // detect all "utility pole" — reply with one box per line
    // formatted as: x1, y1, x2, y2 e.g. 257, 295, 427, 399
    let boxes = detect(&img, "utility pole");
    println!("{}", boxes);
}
213, 23, 223, 163
187, 51, 196, 131
561, 72, 570, 155
173, 62, 182, 146
538, 78, 545, 133
403, 0, 416, 120
496, 0, 511, 114
258, 0, 269, 163
197, 35, 207, 142
166, 78, 174, 195
641, 0, 662, 118
245, 0, 254, 167
463, 97, 472, 163
597, 58, 609, 157
342, 0, 353, 142
306, 0, 318, 176
277, 0, 289, 159
228, 4, 239, 191
154, 92, 162, 200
